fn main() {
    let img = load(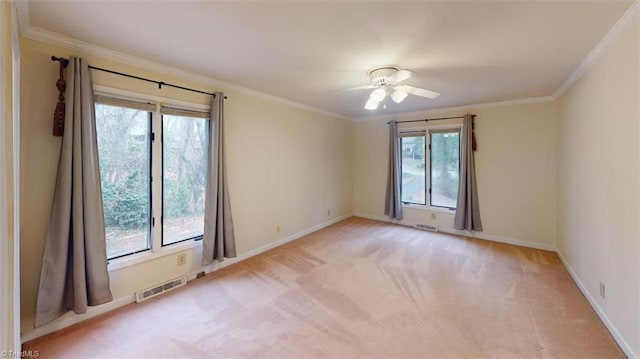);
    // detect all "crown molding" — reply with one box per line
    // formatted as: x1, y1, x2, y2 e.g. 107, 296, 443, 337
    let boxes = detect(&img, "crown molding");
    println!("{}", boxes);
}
352, 96, 555, 122
16, 0, 638, 120
21, 25, 352, 121
553, 0, 640, 99
14, 0, 29, 36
